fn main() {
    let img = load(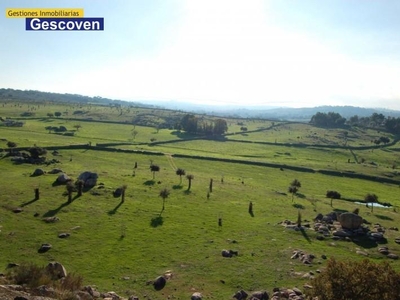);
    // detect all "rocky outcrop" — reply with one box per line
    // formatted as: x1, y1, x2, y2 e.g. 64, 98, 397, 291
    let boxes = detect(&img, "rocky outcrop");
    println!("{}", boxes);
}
338, 212, 363, 229
78, 171, 98, 188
